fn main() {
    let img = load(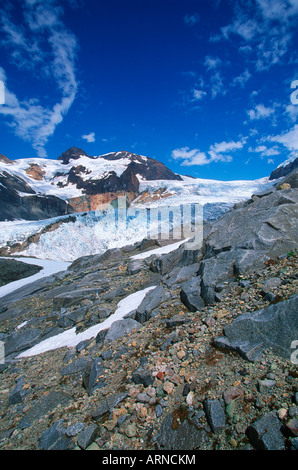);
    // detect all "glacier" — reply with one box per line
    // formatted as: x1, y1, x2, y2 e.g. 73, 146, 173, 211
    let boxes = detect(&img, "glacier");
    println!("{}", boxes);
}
0, 175, 275, 262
